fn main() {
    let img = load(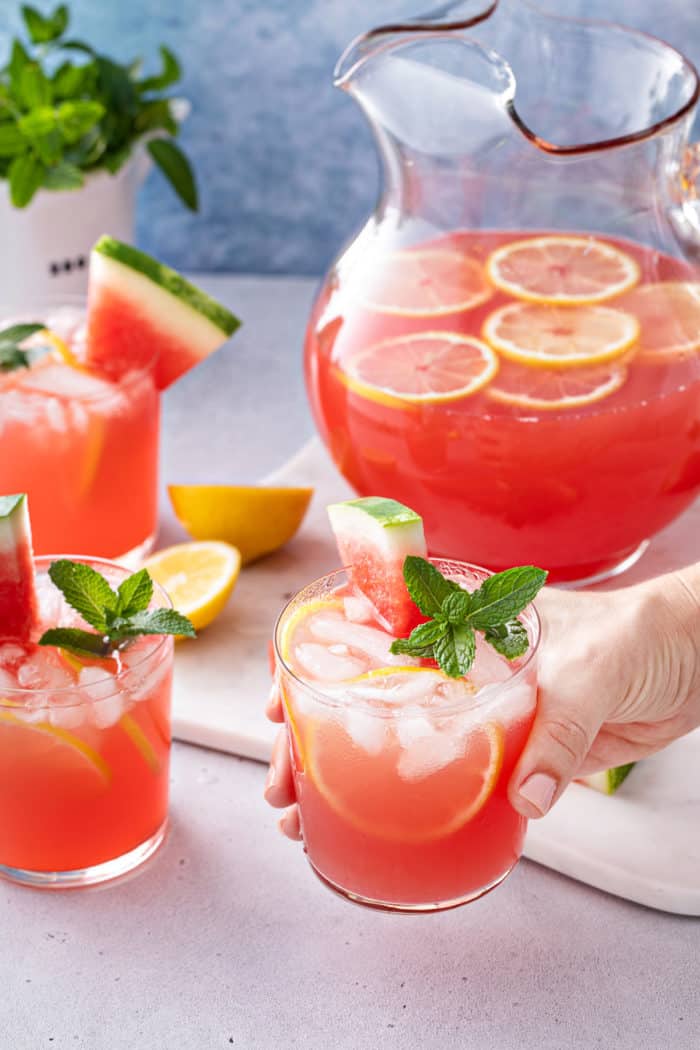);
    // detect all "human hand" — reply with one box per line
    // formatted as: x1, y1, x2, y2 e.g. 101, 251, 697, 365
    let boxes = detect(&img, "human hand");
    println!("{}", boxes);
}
509, 566, 700, 818
264, 565, 700, 835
